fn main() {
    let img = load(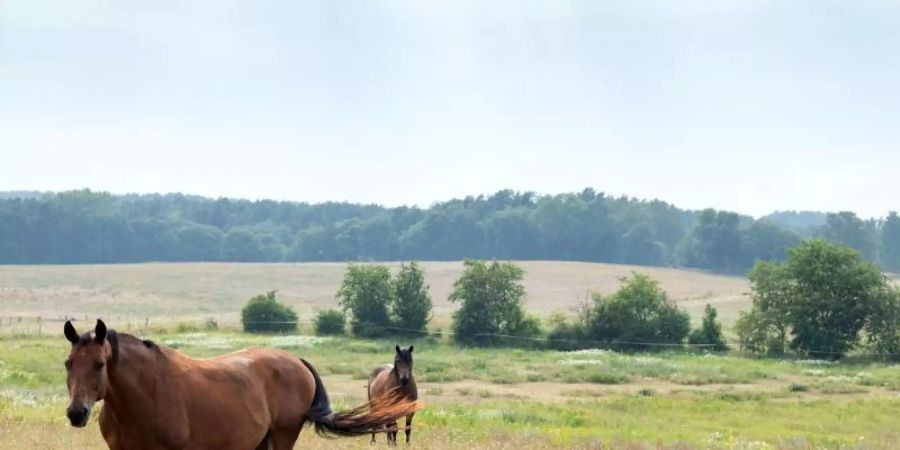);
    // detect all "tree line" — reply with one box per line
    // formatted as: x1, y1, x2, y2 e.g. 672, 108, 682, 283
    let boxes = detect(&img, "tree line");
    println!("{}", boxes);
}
2, 189, 899, 274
